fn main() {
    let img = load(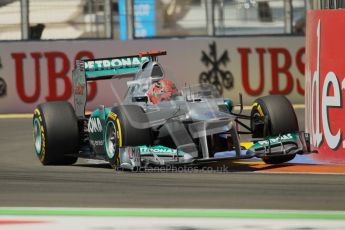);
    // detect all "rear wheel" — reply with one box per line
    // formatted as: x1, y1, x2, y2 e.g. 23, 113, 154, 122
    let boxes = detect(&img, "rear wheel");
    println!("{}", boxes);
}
33, 101, 79, 165
250, 95, 298, 164
104, 105, 152, 168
